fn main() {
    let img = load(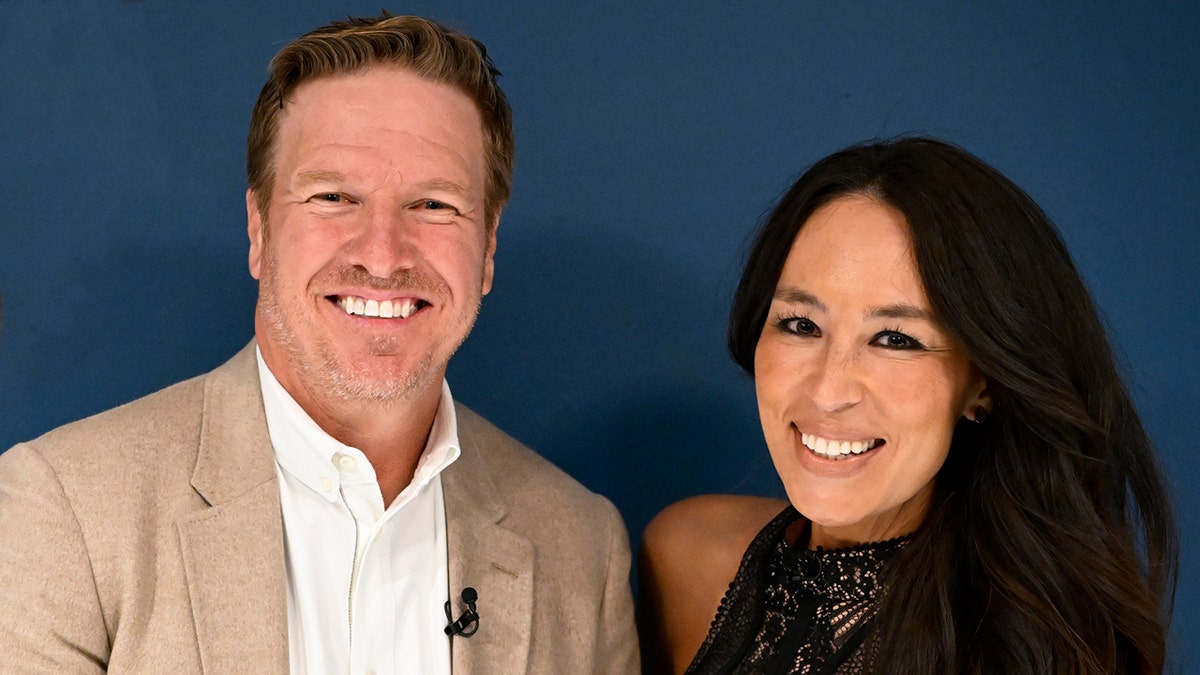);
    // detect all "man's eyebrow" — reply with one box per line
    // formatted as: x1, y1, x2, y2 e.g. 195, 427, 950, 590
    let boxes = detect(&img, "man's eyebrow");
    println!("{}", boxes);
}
415, 178, 474, 196
772, 287, 828, 313
293, 170, 346, 186
289, 174, 476, 198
